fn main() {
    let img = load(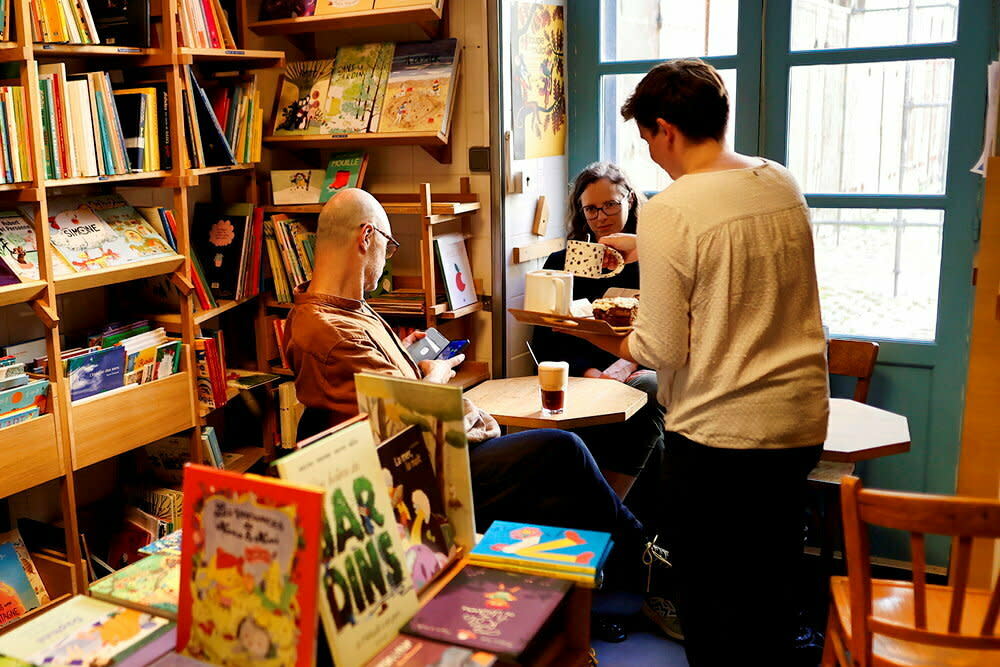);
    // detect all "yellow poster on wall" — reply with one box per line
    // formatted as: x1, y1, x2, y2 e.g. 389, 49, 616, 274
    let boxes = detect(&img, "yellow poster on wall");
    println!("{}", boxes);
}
511, 2, 566, 159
